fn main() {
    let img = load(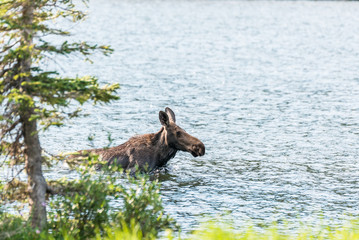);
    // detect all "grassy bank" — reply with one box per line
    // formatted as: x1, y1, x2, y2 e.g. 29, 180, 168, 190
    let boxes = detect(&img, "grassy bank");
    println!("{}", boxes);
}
99, 220, 359, 240
1, 213, 359, 240
187, 220, 359, 240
